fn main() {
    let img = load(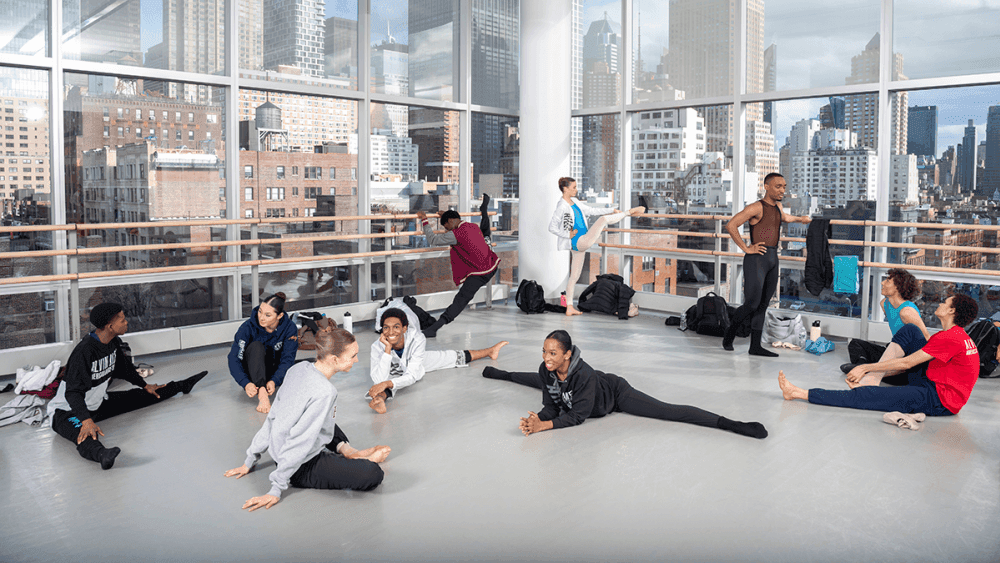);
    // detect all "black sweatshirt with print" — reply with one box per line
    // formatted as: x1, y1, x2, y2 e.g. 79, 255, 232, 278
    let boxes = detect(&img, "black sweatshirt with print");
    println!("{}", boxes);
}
535, 346, 623, 429
63, 334, 146, 420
